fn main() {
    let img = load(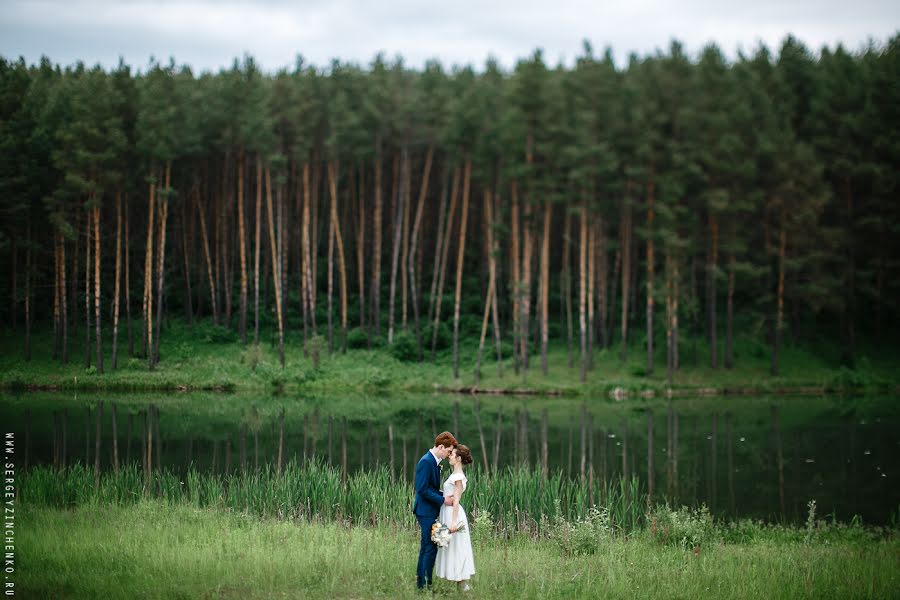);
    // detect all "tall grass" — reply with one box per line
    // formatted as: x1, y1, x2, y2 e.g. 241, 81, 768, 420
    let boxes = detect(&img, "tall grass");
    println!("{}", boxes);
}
20, 461, 648, 533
